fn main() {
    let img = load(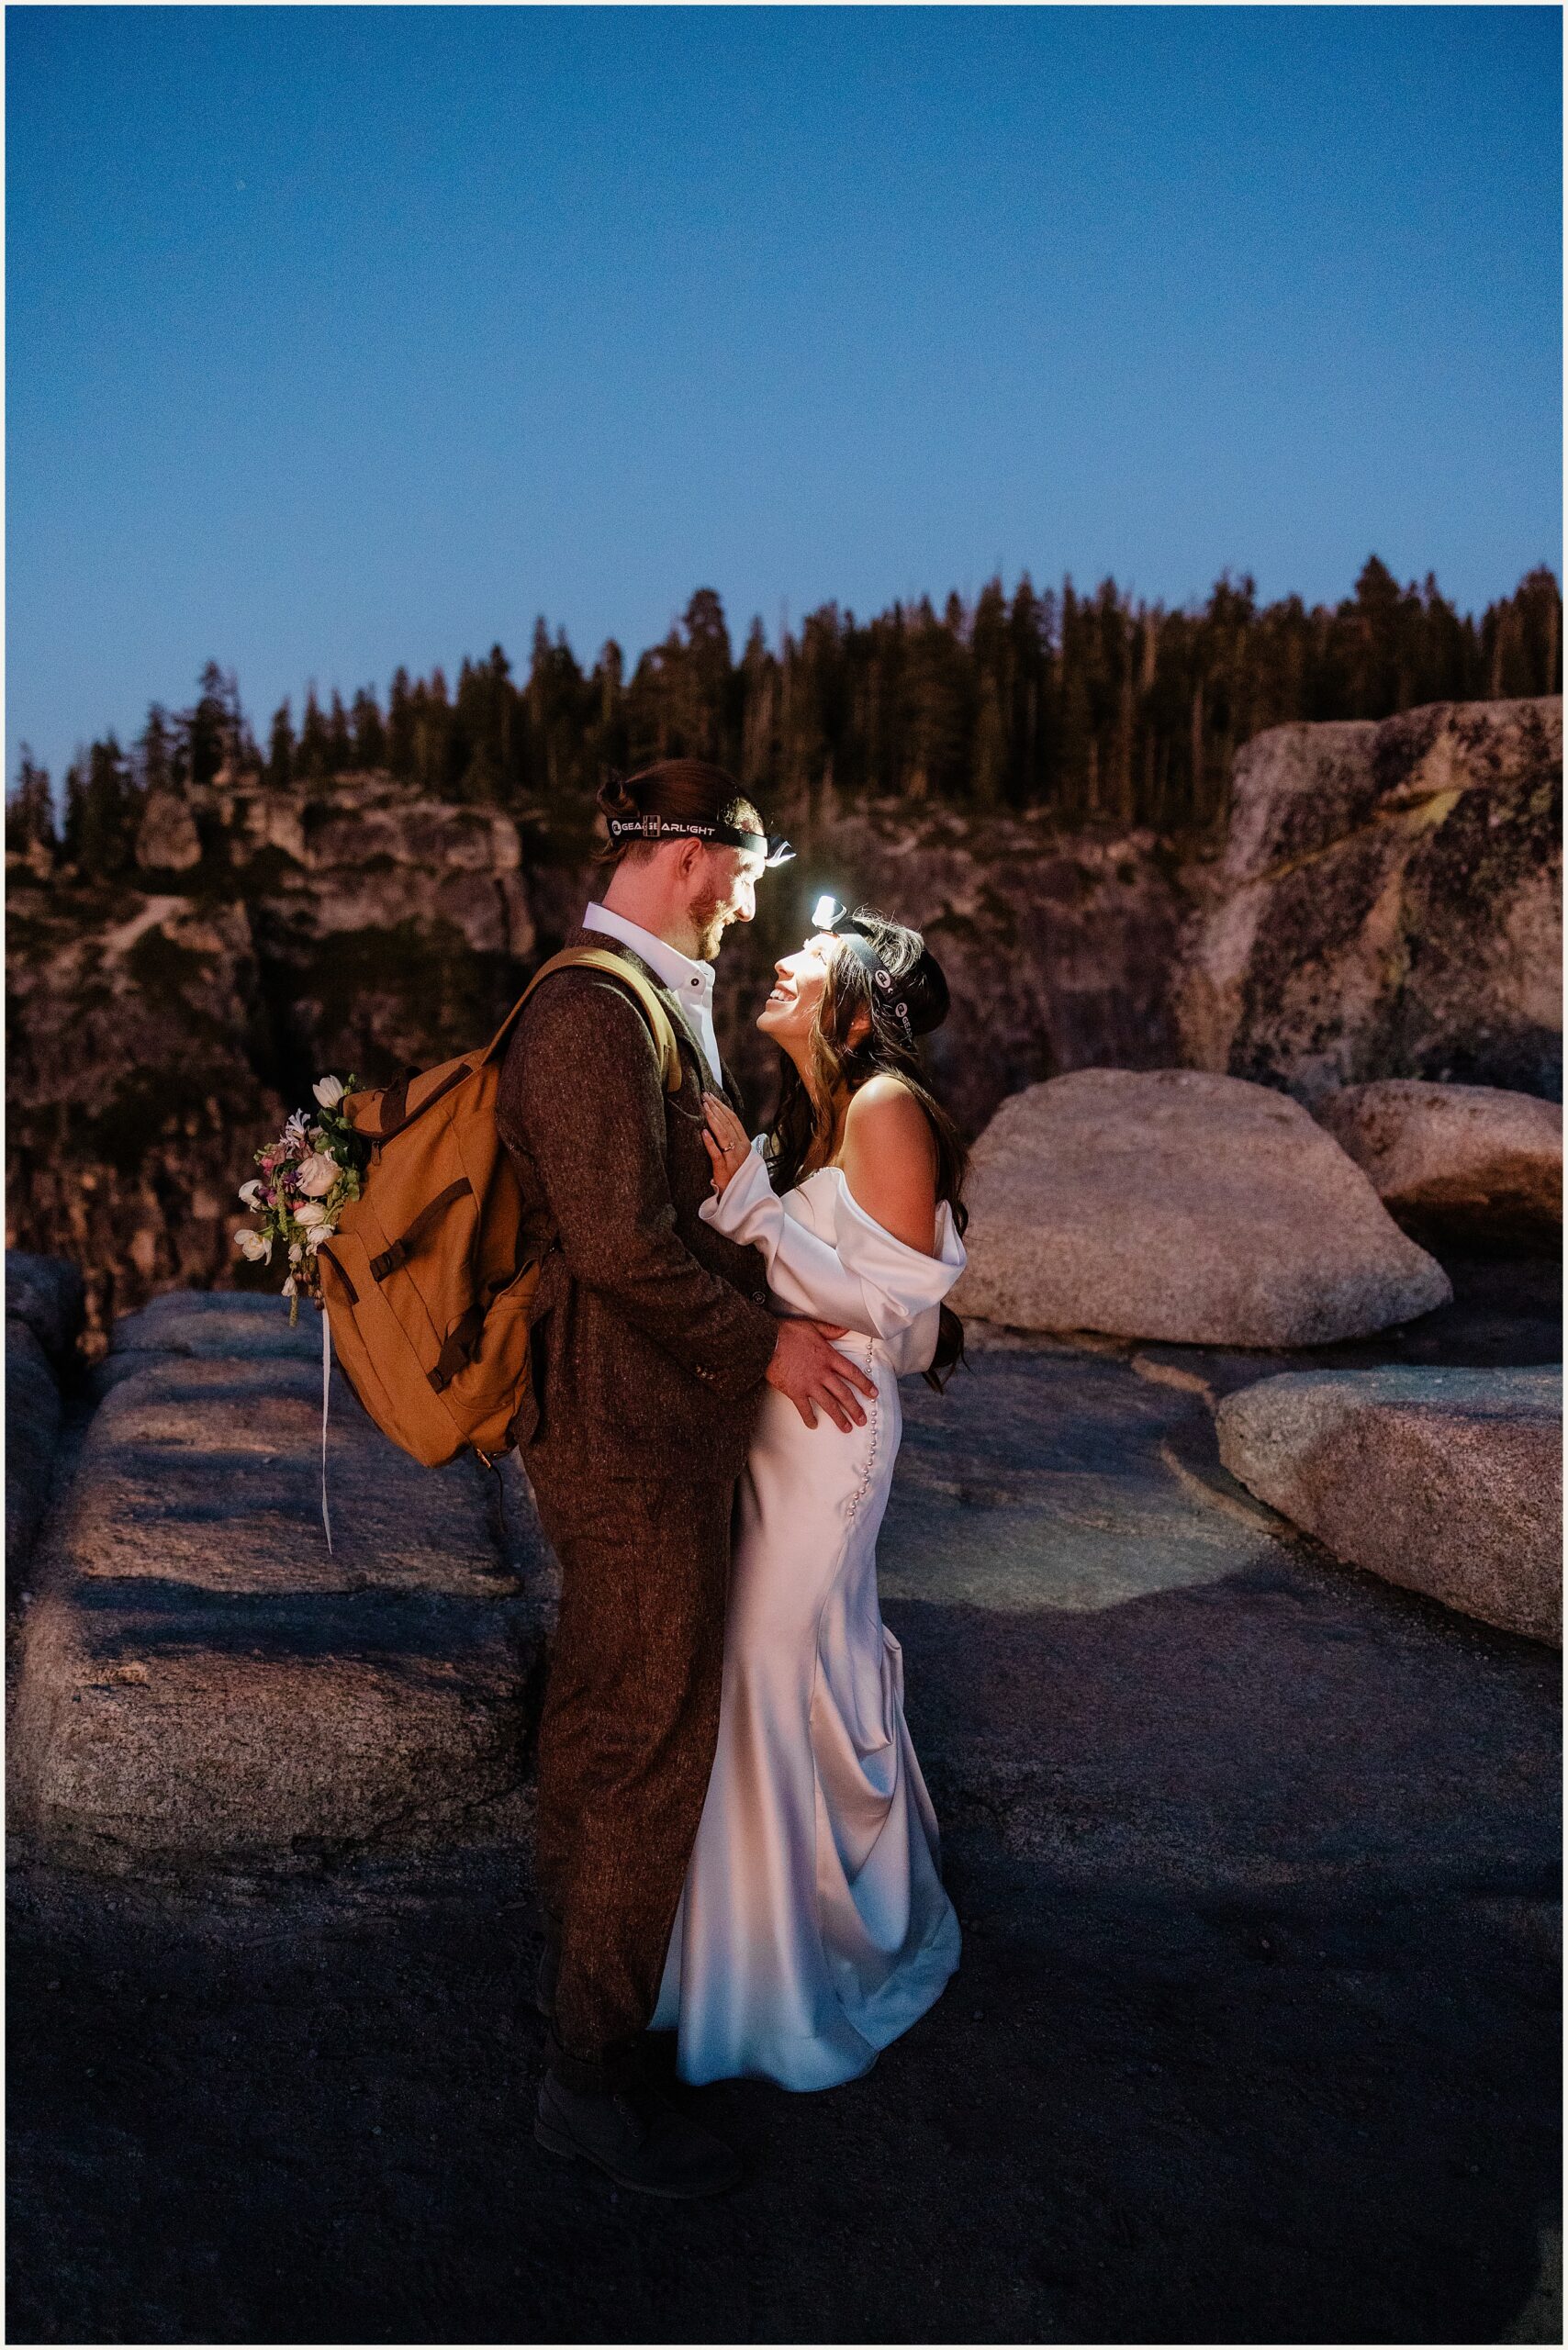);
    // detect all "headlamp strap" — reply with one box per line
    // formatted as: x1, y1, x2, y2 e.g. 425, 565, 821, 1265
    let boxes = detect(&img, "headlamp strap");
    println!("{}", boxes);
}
834, 926, 913, 1040
606, 812, 795, 867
